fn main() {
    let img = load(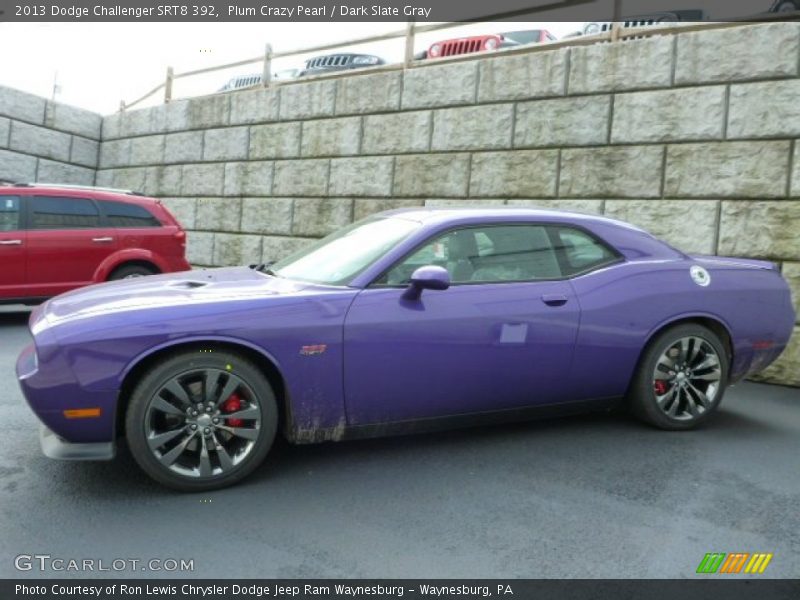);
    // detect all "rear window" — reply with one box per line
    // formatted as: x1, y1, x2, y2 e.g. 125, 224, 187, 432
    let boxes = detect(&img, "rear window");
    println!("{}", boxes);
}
29, 196, 99, 229
551, 227, 619, 276
98, 200, 161, 228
